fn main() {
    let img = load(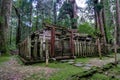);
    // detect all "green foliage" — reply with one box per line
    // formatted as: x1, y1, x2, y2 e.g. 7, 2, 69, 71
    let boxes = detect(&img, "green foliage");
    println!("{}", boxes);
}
8, 43, 16, 50
14, 55, 23, 65
44, 18, 52, 24
91, 73, 110, 80
0, 55, 10, 65
58, 1, 73, 19
106, 26, 114, 43
49, 64, 84, 80
57, 15, 71, 28
31, 58, 89, 80
78, 22, 95, 36
95, 3, 103, 12
75, 57, 90, 63
58, 1, 77, 29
